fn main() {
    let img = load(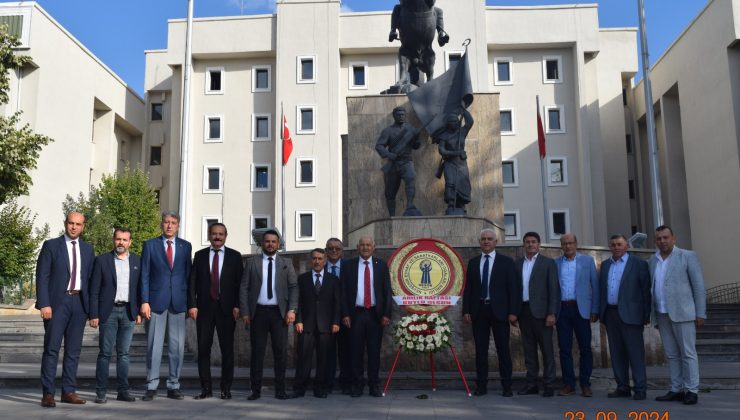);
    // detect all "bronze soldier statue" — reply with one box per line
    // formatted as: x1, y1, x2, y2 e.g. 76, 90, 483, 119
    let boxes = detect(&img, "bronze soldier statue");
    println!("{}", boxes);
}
434, 107, 474, 215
